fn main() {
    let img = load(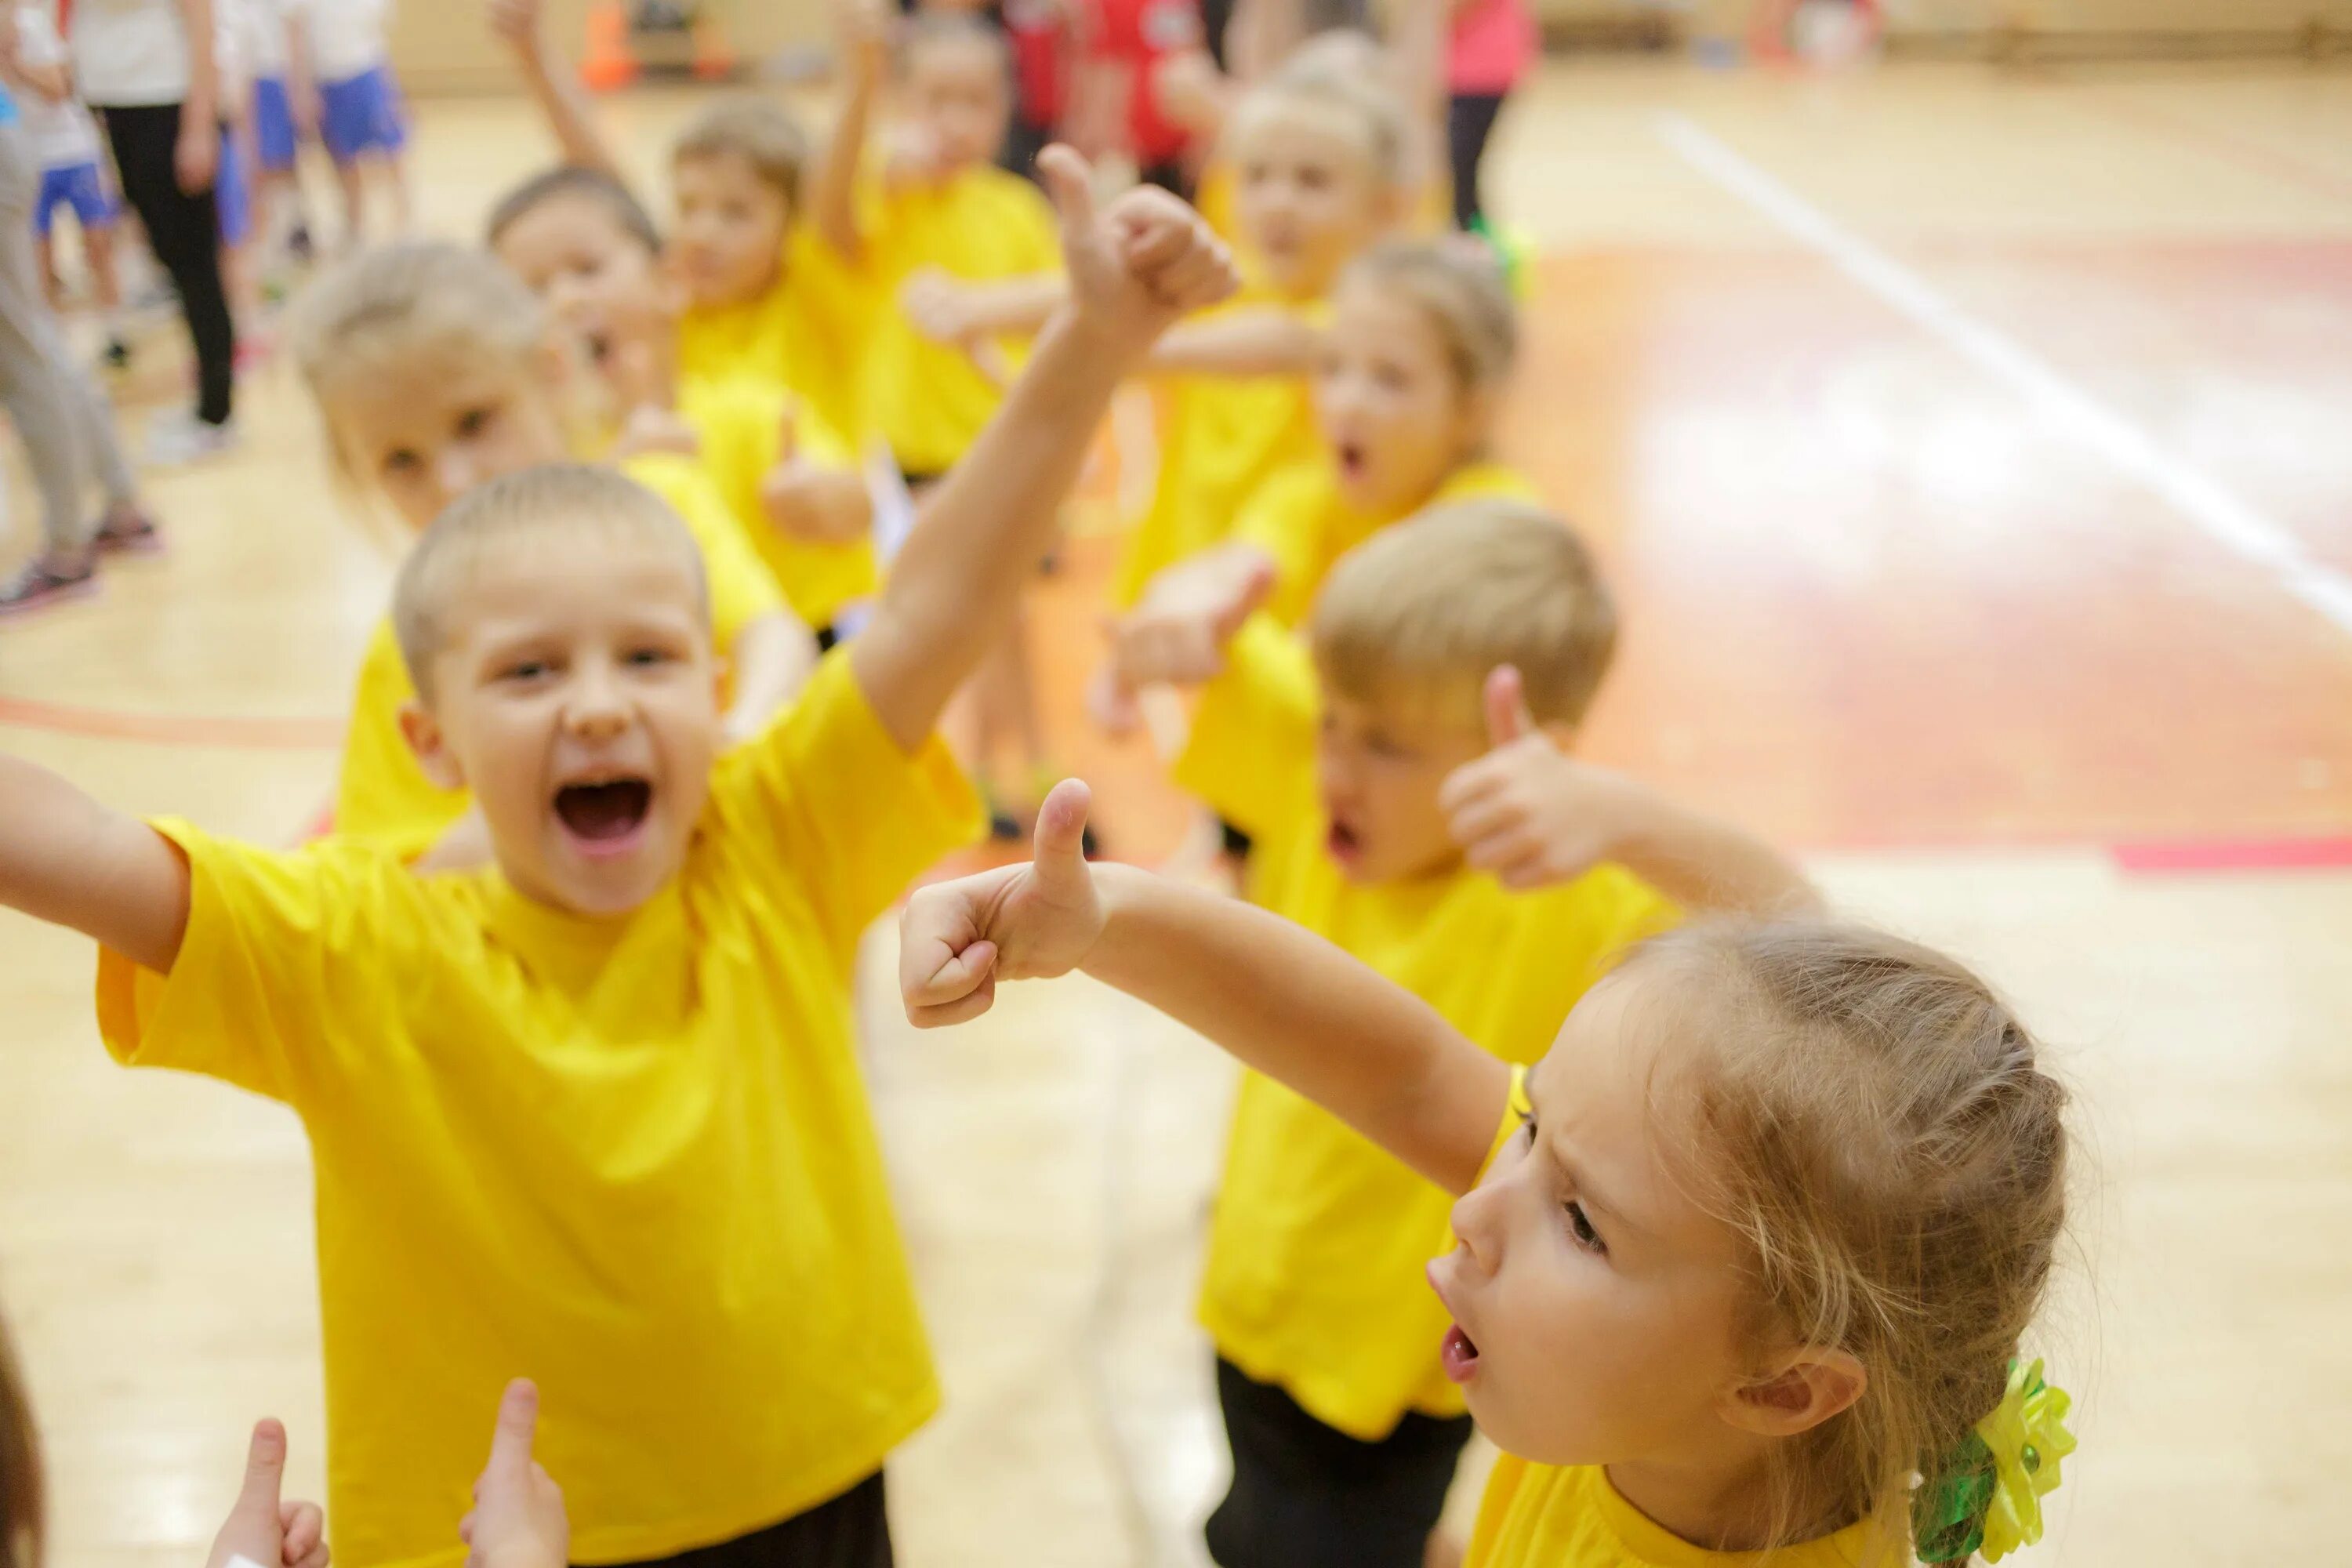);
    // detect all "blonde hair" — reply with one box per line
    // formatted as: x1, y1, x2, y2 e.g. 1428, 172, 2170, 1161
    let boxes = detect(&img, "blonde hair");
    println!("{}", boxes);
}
1, 1308, 38, 1568
672, 96, 811, 212
1341, 238, 1518, 394
392, 464, 709, 699
1226, 60, 1408, 190
1311, 499, 1616, 730
1641, 921, 2071, 1558
291, 241, 549, 423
